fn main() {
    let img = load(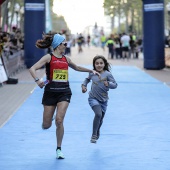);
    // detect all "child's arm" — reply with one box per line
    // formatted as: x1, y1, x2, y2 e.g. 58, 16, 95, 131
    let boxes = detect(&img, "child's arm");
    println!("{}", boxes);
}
81, 73, 92, 93
106, 73, 118, 89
